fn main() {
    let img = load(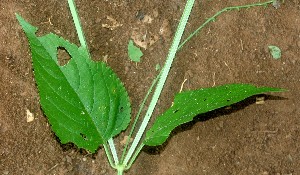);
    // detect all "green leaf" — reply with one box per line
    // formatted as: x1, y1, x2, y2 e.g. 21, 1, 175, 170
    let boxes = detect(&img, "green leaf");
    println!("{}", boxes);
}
268, 45, 281, 59
128, 40, 143, 62
143, 84, 284, 146
16, 14, 131, 153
